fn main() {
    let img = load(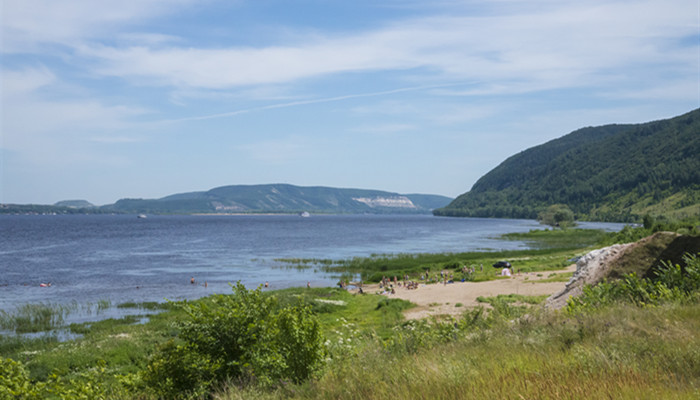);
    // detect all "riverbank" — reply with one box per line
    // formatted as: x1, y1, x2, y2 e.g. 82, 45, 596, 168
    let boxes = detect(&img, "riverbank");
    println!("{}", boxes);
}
358, 264, 576, 319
